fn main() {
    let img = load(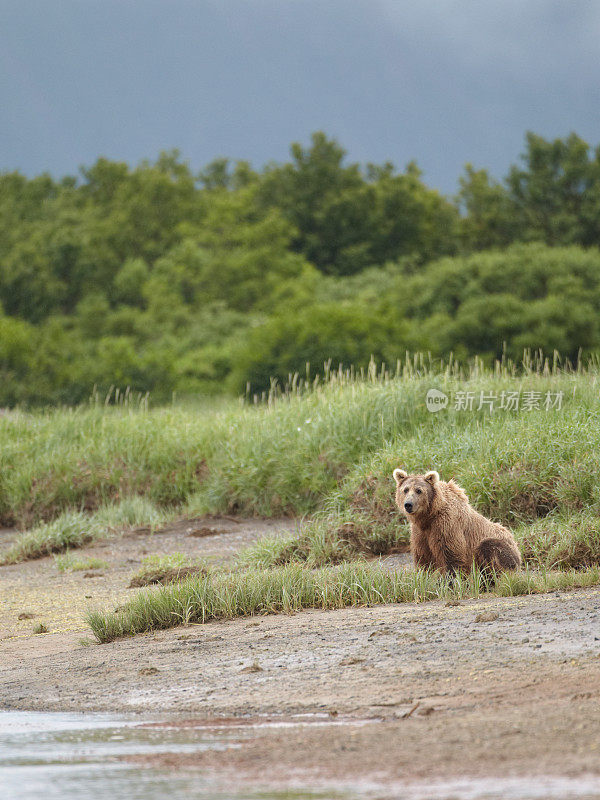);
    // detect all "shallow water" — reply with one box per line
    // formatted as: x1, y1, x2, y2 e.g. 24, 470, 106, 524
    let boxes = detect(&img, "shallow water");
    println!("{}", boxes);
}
0, 711, 351, 799
2, 711, 600, 800
401, 776, 600, 800
0, 710, 231, 799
